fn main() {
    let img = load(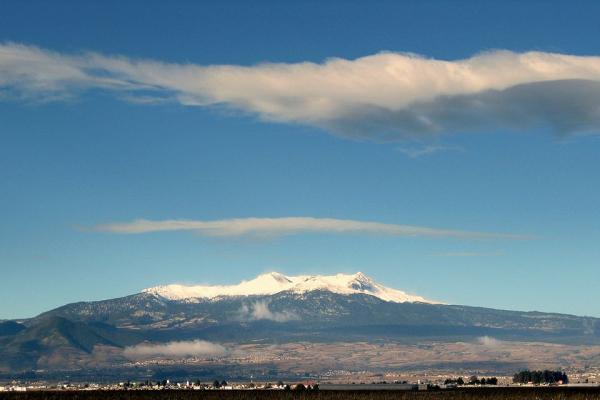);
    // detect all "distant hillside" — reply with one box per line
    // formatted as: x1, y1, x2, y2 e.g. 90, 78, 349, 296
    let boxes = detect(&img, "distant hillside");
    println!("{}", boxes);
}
0, 316, 139, 372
